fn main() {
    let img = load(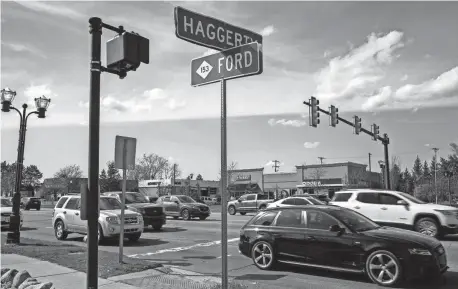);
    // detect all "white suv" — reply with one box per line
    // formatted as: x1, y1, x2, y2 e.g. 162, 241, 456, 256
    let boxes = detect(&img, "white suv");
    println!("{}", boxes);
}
330, 189, 458, 238
52, 195, 144, 243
